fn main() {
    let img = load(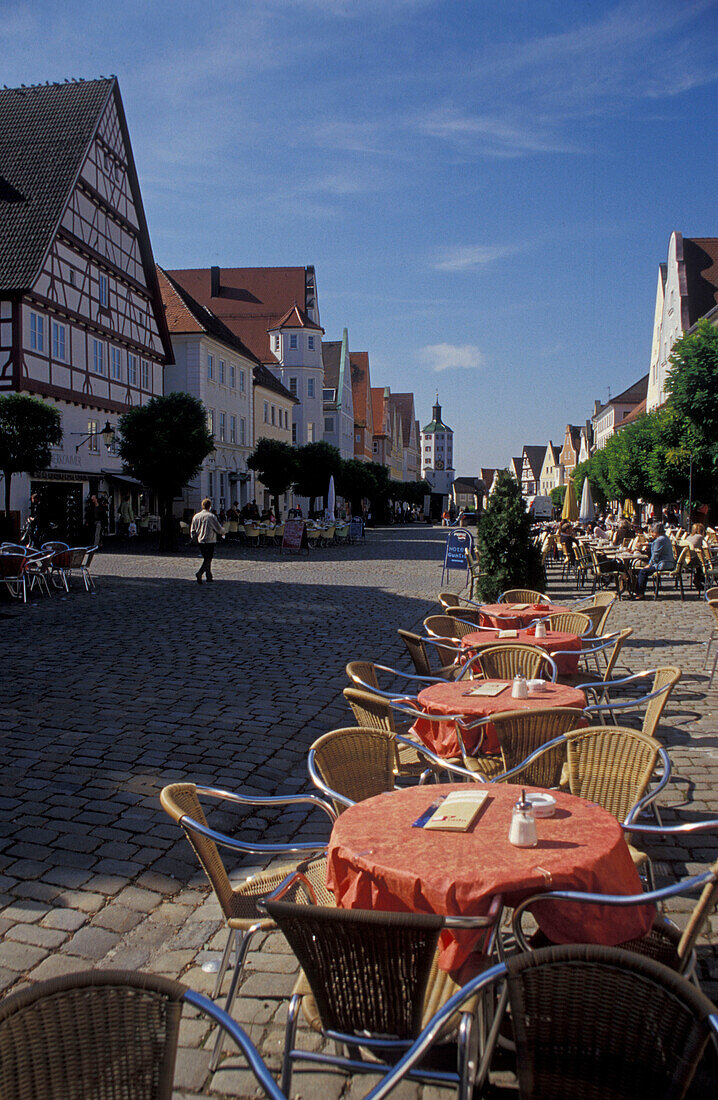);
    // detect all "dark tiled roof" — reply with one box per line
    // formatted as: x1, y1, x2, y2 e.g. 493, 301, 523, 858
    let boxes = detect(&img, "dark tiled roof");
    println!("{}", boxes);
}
0, 78, 114, 291
391, 393, 416, 446
158, 267, 260, 364
253, 361, 298, 403
322, 340, 342, 390
620, 398, 647, 426
593, 374, 649, 418
684, 238, 718, 326
522, 446, 546, 478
